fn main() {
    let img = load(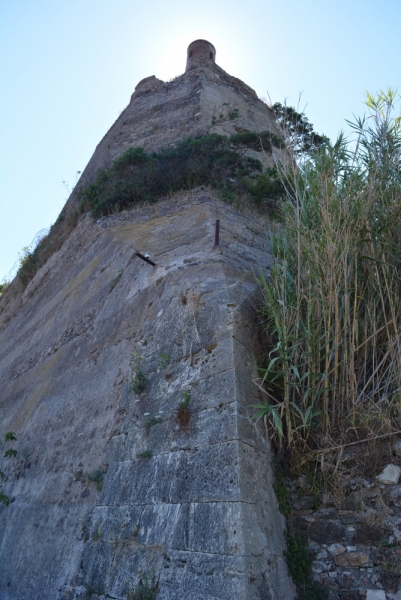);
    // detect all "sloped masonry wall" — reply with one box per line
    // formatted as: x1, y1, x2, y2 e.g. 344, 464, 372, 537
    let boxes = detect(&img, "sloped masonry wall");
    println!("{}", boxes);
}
0, 191, 295, 599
